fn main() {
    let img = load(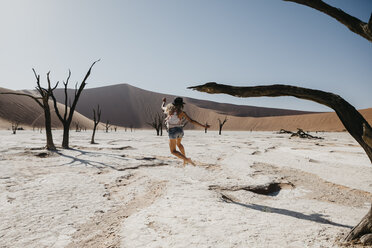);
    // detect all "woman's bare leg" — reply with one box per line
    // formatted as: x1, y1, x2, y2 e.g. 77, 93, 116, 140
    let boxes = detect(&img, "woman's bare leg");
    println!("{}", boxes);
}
169, 139, 194, 165
176, 138, 186, 165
